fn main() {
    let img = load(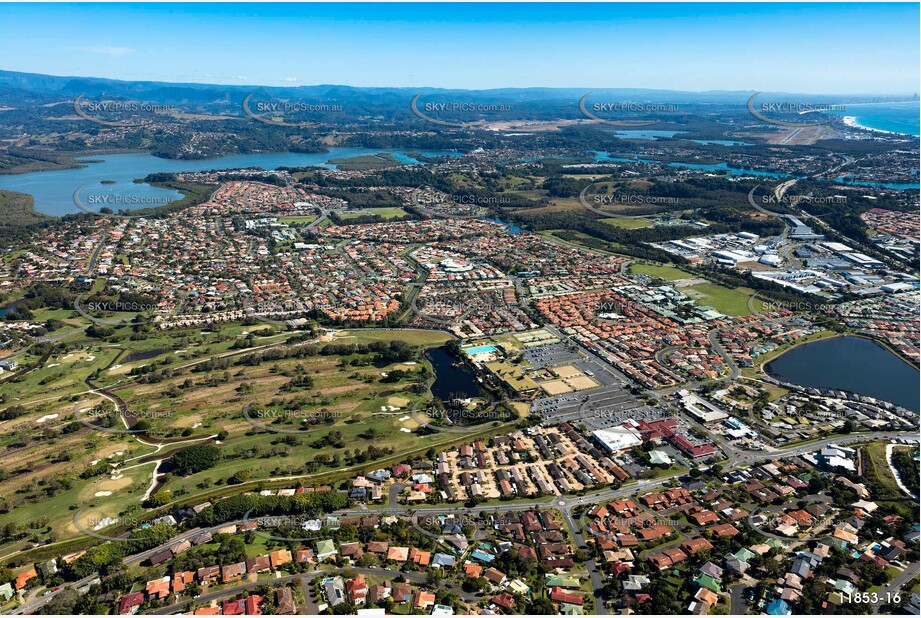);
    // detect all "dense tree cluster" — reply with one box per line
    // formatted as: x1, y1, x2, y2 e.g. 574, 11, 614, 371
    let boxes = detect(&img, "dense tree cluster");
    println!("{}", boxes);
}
167, 444, 222, 475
